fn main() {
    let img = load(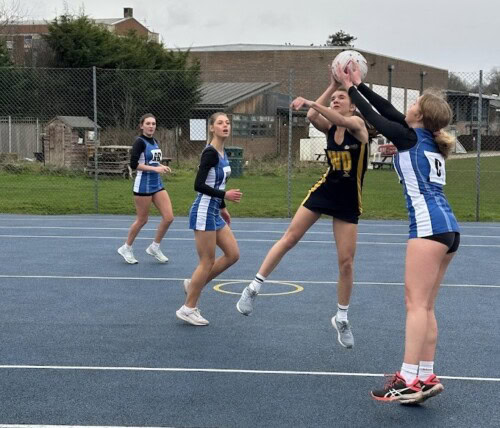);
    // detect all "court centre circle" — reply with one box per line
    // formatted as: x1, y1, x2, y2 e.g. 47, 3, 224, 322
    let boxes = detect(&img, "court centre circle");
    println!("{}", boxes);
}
213, 280, 303, 296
